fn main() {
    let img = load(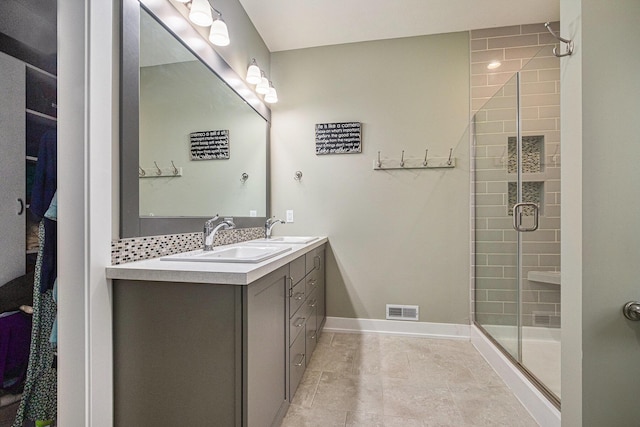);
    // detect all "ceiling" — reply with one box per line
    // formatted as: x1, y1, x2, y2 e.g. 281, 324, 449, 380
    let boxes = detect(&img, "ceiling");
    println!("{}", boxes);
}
238, 0, 560, 52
